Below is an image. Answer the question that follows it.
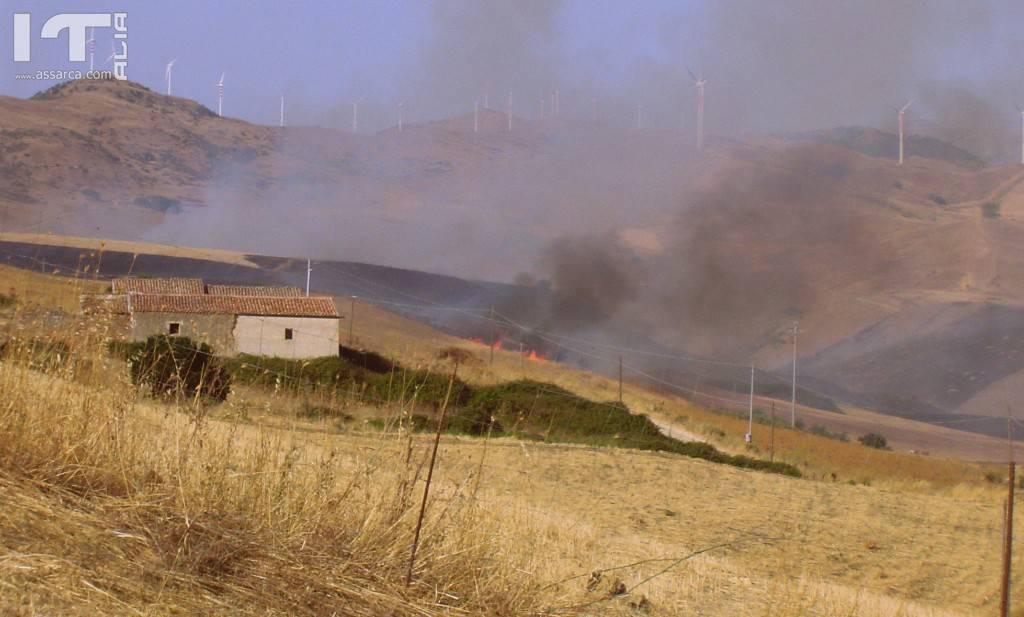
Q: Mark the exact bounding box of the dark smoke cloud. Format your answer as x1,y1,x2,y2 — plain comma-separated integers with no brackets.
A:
539,235,638,330
535,143,897,358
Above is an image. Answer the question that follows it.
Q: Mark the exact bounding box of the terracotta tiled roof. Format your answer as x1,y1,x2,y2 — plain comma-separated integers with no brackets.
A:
80,294,130,315
129,294,339,318
112,277,205,295
206,284,303,297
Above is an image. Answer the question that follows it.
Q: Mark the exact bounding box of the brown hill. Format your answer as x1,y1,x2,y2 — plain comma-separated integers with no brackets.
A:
7,78,1024,425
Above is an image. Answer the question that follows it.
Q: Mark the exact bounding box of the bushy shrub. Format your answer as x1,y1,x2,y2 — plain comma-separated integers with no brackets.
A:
226,354,369,390
858,432,889,450
338,345,394,373
122,335,230,401
809,424,850,442
982,202,1001,218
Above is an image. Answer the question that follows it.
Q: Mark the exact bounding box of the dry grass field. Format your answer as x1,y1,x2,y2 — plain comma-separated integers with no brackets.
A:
1,265,1022,616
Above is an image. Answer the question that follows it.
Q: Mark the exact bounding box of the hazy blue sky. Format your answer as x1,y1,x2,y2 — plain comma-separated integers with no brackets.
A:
3,1,1023,144
1,1,701,127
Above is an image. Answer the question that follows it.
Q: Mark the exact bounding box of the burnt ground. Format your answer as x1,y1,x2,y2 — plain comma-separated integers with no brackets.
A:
4,238,1018,441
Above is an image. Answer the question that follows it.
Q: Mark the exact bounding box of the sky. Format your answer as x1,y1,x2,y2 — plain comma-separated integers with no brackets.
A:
3,0,1024,153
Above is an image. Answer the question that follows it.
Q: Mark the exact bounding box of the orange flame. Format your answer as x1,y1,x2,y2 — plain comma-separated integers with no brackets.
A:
527,350,545,362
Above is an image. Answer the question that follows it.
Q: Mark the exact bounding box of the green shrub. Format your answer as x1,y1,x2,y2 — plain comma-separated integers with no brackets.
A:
809,424,849,442
370,368,471,409
226,354,370,389
338,345,394,373
459,380,800,477
858,432,889,450
123,335,230,401
982,202,1001,218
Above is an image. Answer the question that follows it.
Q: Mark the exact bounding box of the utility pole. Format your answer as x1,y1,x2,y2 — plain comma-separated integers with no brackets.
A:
305,259,311,296
348,296,355,347
489,307,495,365
769,403,776,462
747,365,754,443
1000,405,1015,617
618,355,623,403
791,321,798,427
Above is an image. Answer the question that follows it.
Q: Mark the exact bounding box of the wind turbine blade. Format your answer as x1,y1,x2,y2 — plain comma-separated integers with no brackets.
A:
686,66,698,82
219,72,225,85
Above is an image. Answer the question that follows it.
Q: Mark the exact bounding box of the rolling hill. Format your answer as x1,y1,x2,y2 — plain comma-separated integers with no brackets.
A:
7,78,1024,430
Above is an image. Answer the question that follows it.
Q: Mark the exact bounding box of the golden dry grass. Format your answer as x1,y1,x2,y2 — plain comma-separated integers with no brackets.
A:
1,265,1021,616
0,263,105,314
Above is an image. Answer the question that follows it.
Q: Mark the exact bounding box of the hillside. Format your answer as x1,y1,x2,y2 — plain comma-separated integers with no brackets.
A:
1,260,1020,617
8,79,1024,428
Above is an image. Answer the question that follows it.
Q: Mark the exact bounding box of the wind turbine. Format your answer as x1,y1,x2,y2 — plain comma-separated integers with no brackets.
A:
506,91,512,133
637,102,642,130
687,66,707,150
105,39,116,66
398,101,405,133
1016,105,1024,165
86,28,96,71
216,72,225,117
280,93,285,127
351,98,363,133
474,99,480,133
894,100,913,165
164,59,176,96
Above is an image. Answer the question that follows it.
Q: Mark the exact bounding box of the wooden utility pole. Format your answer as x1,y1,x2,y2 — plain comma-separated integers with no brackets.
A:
1000,407,1015,617
618,355,623,403
769,403,776,463
348,296,355,347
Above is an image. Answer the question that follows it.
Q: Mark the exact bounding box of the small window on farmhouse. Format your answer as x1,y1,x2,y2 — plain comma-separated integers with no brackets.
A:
284,328,294,340
168,322,181,335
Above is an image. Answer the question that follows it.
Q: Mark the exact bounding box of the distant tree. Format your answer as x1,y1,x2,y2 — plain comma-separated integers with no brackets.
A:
858,432,889,450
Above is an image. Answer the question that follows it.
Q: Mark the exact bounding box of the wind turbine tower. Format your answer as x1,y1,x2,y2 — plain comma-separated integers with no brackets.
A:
506,92,512,133
280,94,285,127
351,98,363,133
897,100,913,165
1016,105,1024,165
398,101,405,133
164,59,176,96
217,72,225,117
688,67,707,150
87,28,96,71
